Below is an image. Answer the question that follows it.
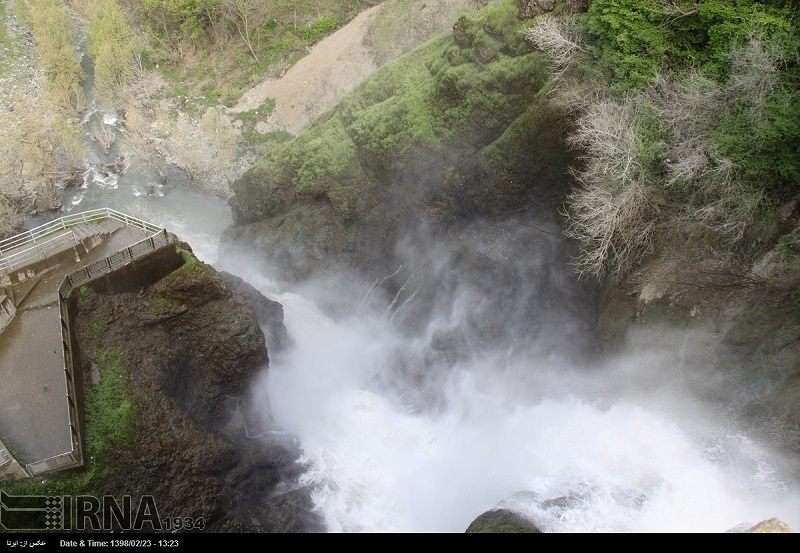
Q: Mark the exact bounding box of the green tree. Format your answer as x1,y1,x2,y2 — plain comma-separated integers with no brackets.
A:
75,0,143,108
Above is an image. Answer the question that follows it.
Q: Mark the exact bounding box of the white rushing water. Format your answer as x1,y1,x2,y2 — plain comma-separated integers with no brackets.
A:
52,107,232,265
50,105,800,533
68,168,800,531
241,288,800,533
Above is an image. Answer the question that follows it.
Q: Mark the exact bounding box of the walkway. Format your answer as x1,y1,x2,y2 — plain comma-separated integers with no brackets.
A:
0,215,153,472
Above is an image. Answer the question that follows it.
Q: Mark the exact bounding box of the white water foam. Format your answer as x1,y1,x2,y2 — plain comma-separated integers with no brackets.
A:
253,291,800,533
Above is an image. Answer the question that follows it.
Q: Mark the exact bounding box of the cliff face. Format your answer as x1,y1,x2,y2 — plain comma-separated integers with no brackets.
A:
219,0,598,367
73,246,322,532
221,0,572,284
218,0,800,474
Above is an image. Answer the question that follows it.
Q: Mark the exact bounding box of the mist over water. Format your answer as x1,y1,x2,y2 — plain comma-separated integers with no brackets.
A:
227,231,800,533
51,99,800,531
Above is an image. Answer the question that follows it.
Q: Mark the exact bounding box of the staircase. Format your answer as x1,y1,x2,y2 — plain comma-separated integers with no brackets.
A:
69,219,124,250
0,218,124,297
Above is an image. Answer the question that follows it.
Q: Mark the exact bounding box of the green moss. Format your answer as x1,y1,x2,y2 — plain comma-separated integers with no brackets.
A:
149,297,171,310
287,117,361,192
88,319,108,342
162,248,213,284
231,0,551,220
250,129,295,146
480,0,526,49
17,299,58,313
237,99,277,122
85,349,139,464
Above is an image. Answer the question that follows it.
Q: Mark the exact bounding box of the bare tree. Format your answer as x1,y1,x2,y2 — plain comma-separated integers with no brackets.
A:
728,35,782,123
0,197,23,239
200,106,240,189
91,120,116,153
120,102,166,181
563,97,661,279
522,14,583,78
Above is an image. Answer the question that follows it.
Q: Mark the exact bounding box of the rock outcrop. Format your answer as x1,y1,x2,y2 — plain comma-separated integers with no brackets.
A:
220,1,595,369
222,0,570,287
466,509,543,533
72,245,322,532
517,0,592,19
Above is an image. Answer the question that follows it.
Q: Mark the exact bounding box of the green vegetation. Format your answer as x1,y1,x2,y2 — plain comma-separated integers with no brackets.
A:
525,0,800,281
1,0,89,218
17,300,58,313
233,98,286,145
165,247,211,280
18,0,87,116
580,0,800,194
87,319,108,342
84,349,139,463
129,0,383,103
235,0,547,221
363,0,474,66
0,2,18,73
74,0,144,109
149,296,172,310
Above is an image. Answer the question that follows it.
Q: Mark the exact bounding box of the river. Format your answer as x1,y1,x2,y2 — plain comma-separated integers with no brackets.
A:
21,27,800,534
44,121,800,533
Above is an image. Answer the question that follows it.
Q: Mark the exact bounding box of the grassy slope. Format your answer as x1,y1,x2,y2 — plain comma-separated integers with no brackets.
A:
230,0,565,224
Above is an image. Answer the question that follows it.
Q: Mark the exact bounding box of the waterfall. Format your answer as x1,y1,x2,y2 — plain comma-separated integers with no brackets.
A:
13,6,799,532
223,255,800,533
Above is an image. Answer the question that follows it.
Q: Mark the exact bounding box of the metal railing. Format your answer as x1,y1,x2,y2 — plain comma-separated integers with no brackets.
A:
0,232,79,273
0,208,174,479
0,439,28,480
60,229,172,294
0,208,164,274
37,223,176,478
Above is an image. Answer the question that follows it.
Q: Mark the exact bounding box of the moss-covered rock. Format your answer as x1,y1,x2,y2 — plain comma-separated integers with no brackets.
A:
224,0,565,283
466,509,543,533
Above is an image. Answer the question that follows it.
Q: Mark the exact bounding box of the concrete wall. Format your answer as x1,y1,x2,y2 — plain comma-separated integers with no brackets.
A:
0,439,29,480
0,294,16,334
82,243,184,295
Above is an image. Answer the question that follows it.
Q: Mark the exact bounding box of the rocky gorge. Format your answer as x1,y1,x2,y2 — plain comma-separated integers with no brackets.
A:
1,0,798,532
217,0,800,530
222,0,800,469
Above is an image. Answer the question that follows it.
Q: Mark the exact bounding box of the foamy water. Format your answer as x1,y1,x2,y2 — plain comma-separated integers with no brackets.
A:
253,290,800,533
53,102,800,532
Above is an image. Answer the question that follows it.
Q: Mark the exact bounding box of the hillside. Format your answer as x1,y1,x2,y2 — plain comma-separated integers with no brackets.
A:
221,0,800,471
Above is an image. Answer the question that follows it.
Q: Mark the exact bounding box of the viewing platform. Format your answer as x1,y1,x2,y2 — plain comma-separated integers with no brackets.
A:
0,209,173,480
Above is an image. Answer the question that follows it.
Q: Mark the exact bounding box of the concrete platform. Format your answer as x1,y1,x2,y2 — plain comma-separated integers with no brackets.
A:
0,225,152,468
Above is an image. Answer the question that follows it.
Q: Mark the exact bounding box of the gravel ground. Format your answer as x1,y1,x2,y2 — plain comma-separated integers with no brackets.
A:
0,0,42,110
229,4,383,136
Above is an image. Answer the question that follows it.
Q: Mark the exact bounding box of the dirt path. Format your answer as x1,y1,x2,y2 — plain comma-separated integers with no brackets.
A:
229,4,383,136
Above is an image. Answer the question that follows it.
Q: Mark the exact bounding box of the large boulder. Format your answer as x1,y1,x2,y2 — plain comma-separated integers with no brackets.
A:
466,509,543,533
73,247,323,532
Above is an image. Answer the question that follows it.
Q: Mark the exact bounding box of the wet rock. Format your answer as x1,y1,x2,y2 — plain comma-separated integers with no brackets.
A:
466,509,543,533
74,248,321,532
220,271,292,353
